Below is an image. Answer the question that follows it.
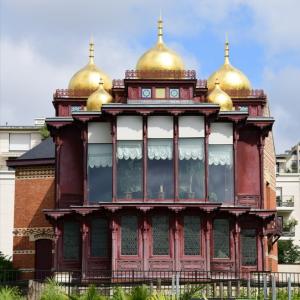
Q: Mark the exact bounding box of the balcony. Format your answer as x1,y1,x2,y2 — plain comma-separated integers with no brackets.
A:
276,195,294,212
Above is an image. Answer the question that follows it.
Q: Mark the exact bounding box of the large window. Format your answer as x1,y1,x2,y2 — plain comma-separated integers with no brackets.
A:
117,141,143,199
88,144,112,202
208,123,234,203
152,215,169,255
241,229,257,266
179,138,205,199
9,133,30,151
121,216,138,255
184,216,201,255
91,218,108,257
213,219,230,259
63,221,80,260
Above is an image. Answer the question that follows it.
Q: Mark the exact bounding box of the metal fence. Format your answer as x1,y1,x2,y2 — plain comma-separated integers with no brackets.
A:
1,270,300,299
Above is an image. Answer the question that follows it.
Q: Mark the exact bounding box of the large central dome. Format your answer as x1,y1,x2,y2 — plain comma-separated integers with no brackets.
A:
136,17,185,74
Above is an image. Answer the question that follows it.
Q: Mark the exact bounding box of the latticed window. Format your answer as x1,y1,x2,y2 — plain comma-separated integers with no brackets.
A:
241,229,257,266
213,219,230,259
152,215,169,255
91,218,108,257
184,216,201,255
121,216,138,255
63,221,80,260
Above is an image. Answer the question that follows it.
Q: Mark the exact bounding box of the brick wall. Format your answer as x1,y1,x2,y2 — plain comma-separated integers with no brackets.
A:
13,165,55,270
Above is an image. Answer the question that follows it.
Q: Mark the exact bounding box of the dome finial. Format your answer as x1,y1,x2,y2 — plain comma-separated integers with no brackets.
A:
89,36,95,64
157,13,164,44
224,33,230,65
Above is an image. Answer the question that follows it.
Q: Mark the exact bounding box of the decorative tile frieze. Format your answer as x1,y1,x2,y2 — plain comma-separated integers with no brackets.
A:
13,250,35,255
16,166,54,179
13,227,54,241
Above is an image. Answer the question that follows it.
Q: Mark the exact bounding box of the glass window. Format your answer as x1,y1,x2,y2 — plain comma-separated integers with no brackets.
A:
117,141,143,199
213,219,230,259
121,216,138,255
91,218,108,257
147,139,173,199
208,145,234,203
179,138,205,199
155,88,166,99
63,221,80,260
9,133,31,151
142,88,151,99
241,229,257,266
169,88,180,99
184,216,201,255
152,215,169,255
88,144,112,203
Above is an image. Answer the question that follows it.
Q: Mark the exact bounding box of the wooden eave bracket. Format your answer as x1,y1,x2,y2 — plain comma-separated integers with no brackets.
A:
44,209,72,221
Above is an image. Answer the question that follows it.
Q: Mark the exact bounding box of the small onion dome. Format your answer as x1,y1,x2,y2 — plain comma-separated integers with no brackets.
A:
207,78,233,111
207,37,251,96
68,39,112,92
86,79,112,111
136,16,185,76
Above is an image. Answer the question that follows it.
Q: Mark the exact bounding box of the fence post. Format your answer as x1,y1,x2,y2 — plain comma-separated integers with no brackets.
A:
288,276,292,300
263,275,268,300
220,282,224,299
228,281,232,298
247,277,251,299
236,280,240,297
176,272,180,299
272,275,276,300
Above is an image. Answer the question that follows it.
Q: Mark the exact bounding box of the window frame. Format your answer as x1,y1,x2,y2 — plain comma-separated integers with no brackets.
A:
240,227,258,267
62,220,81,261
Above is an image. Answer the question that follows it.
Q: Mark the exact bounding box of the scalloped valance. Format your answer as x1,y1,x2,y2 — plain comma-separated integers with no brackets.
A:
117,141,142,160
209,145,233,166
88,144,112,168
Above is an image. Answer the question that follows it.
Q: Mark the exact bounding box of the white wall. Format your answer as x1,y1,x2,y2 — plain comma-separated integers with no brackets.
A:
0,171,15,258
278,264,300,272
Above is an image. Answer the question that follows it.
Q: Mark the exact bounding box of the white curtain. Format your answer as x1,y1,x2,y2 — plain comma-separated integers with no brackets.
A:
148,139,173,160
209,145,233,166
88,144,112,168
117,141,142,160
179,139,204,160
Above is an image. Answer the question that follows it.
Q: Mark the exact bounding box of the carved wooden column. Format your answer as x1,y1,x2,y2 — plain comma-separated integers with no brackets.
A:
53,223,61,271
81,219,89,278
204,120,211,202
205,215,212,272
233,124,239,206
234,217,241,274
111,118,117,202
174,115,179,202
260,226,267,271
81,125,88,205
174,213,180,271
110,216,118,272
258,137,265,209
54,135,63,208
143,115,148,201
142,212,149,271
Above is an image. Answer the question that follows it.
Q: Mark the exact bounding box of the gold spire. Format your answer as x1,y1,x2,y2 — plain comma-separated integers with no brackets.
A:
207,35,251,96
135,16,185,76
68,39,112,92
207,78,233,111
86,79,113,111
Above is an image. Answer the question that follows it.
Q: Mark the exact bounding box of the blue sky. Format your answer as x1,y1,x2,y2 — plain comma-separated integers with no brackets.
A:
0,0,299,153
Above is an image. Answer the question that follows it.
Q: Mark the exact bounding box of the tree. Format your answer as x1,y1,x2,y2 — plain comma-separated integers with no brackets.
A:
39,124,50,139
0,251,19,281
278,239,300,263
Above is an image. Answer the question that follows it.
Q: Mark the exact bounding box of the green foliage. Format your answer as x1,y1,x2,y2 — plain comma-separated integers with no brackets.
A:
40,278,68,300
70,285,106,300
0,252,19,281
39,125,50,139
129,285,151,300
0,286,24,300
149,292,170,300
278,239,300,263
111,286,128,300
179,284,205,300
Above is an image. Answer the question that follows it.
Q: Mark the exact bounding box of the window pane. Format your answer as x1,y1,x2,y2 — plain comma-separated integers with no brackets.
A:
184,216,201,255
241,229,257,266
152,215,169,255
117,141,143,199
63,221,80,260
179,138,205,199
208,145,233,203
148,139,173,199
121,216,138,255
88,144,112,203
213,219,230,258
91,218,108,257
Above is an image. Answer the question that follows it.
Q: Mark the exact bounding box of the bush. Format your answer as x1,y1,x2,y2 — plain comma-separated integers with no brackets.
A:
40,278,68,300
0,252,19,282
0,286,24,300
278,239,300,263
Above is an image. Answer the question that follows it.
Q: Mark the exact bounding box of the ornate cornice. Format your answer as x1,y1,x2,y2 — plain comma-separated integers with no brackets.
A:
13,227,54,241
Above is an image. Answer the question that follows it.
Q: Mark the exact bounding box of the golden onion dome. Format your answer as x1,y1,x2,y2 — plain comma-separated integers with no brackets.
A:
86,79,113,111
136,17,185,75
68,39,112,92
207,37,251,96
207,78,233,111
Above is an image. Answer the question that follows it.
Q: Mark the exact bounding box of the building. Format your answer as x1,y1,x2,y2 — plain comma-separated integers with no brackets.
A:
276,143,300,248
9,18,281,274
0,119,44,257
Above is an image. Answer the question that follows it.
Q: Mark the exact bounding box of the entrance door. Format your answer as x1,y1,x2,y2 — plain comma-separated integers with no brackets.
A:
35,239,52,279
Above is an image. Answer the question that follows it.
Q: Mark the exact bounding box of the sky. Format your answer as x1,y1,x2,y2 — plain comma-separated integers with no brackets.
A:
0,0,299,153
